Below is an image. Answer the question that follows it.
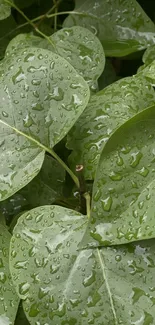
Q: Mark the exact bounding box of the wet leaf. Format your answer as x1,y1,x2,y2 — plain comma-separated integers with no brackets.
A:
63,0,155,57
0,47,89,200
0,0,11,20
6,26,105,88
67,75,155,179
0,225,19,324
20,155,65,208
52,26,105,88
9,205,87,324
82,106,155,247
9,210,155,324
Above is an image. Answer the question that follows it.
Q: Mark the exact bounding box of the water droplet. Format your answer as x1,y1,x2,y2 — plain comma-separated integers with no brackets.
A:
19,281,30,296
138,167,149,177
109,171,123,181
130,151,143,168
83,271,96,287
101,196,112,212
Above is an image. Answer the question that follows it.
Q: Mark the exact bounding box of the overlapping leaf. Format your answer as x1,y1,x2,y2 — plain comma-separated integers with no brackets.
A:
9,206,155,324
0,225,19,324
82,106,155,247
63,0,155,57
67,75,155,179
20,155,65,208
0,47,89,200
6,26,105,88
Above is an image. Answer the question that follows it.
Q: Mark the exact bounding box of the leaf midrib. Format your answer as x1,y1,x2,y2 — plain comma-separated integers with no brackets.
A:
97,248,118,325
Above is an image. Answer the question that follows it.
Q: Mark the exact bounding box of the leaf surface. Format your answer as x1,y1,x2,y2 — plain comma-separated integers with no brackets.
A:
0,225,19,324
82,106,155,247
0,47,89,200
63,0,155,57
9,209,155,324
67,76,155,179
6,26,105,88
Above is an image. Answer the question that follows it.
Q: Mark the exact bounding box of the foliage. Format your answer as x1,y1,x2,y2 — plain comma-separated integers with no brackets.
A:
0,0,155,324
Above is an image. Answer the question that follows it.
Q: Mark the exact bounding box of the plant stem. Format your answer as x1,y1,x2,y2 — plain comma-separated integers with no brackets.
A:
49,148,80,189
4,0,56,49
76,165,86,214
36,0,62,27
83,192,91,219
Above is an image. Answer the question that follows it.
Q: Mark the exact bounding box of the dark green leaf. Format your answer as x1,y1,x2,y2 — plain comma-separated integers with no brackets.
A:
20,155,65,208
0,225,19,324
82,106,155,247
67,75,155,179
63,0,155,57
0,47,89,200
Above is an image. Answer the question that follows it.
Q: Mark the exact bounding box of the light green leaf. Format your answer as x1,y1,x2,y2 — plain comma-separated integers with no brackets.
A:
63,0,155,57
0,0,12,20
52,26,105,88
137,45,155,73
5,33,54,56
20,155,65,208
138,58,155,86
0,225,19,324
6,26,105,88
0,47,89,200
9,210,155,323
82,106,155,247
10,205,87,324
67,75,155,180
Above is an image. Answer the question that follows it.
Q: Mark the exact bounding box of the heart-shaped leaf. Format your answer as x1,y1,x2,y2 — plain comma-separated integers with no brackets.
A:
63,0,155,57
0,225,19,324
0,0,11,20
0,47,89,200
81,106,155,247
67,75,155,179
9,207,155,324
6,26,105,88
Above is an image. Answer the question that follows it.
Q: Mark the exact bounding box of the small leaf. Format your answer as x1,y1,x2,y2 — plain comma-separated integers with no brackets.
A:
20,155,65,208
0,0,12,20
0,225,19,324
67,75,155,179
63,0,155,57
0,47,89,200
82,106,155,247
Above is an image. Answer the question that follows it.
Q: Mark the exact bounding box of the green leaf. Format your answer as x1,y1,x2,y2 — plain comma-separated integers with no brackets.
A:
9,210,155,323
14,302,30,325
0,15,17,59
0,47,89,200
137,45,155,73
98,59,117,91
6,26,105,88
5,33,54,56
82,106,155,247
9,205,87,324
0,225,19,324
20,155,65,208
52,26,105,88
63,0,155,57
0,0,12,20
67,75,155,180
